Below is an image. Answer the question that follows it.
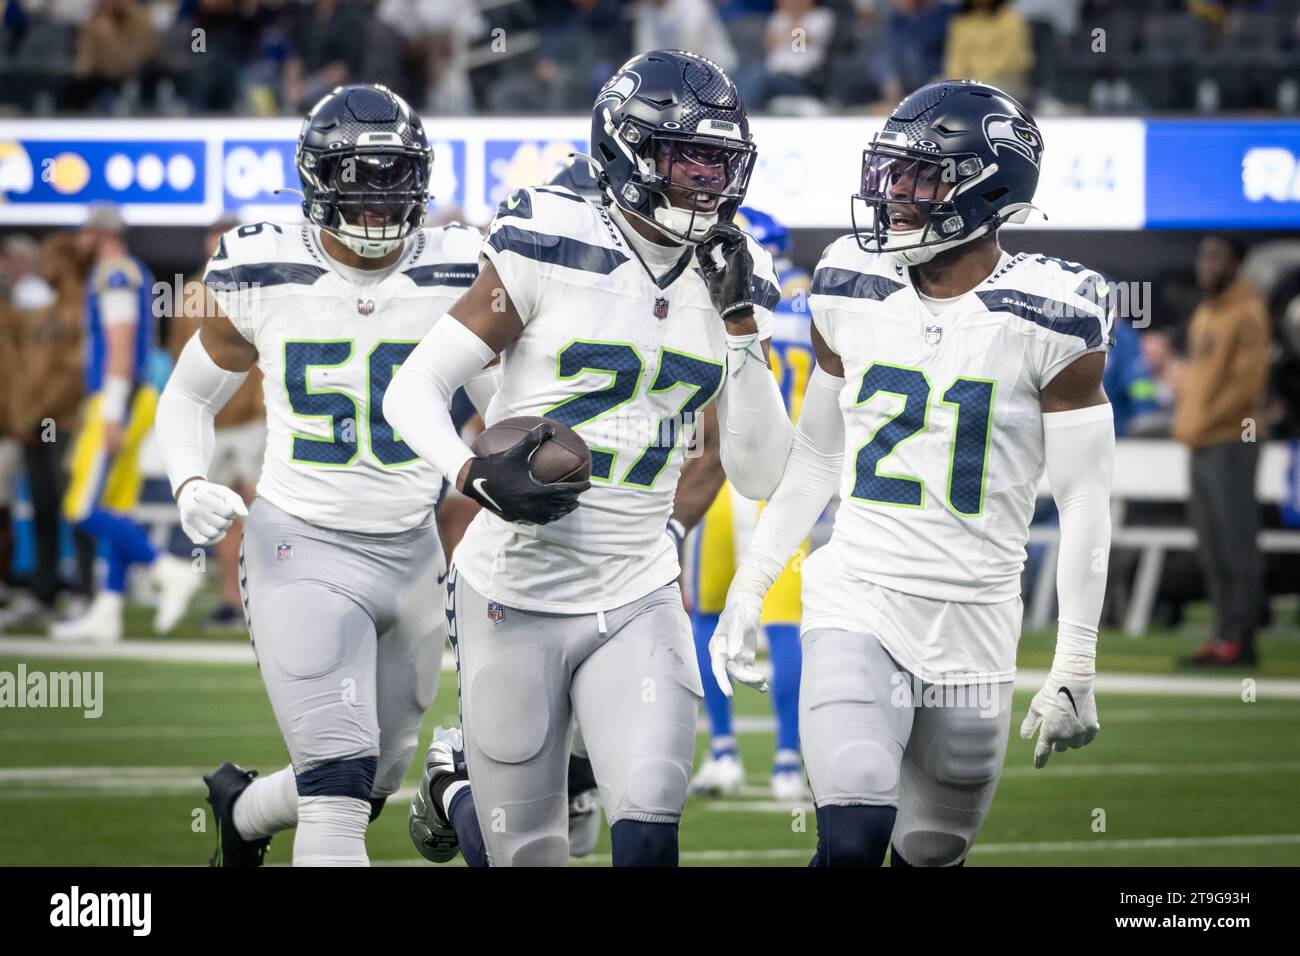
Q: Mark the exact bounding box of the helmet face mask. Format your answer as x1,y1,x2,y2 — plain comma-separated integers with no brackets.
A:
639,134,756,243
851,81,1042,267
591,50,756,246
296,85,433,259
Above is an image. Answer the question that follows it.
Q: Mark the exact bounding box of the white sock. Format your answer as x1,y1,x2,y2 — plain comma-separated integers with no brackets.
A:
232,766,298,840
293,795,370,867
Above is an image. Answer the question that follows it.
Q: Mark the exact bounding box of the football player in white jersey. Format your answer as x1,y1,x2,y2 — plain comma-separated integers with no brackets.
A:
154,85,484,866
385,50,794,866
711,81,1116,866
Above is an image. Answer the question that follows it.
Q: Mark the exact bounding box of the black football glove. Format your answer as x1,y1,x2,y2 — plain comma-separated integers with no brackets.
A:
462,423,590,525
695,222,755,322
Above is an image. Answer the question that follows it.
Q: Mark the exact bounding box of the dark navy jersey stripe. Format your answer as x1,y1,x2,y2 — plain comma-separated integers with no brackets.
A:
534,186,589,204
812,267,905,302
205,262,327,291
976,289,1104,347
488,224,628,274
403,263,479,287
751,275,781,311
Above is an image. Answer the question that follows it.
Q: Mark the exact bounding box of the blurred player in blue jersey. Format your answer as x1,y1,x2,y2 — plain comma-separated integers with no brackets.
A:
51,203,201,642
689,206,814,800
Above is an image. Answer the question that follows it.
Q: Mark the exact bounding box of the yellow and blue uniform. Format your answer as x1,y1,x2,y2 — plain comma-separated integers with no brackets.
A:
690,219,815,769
63,254,161,592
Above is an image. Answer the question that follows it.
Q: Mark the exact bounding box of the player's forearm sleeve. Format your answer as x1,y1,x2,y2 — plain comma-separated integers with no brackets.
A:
737,365,845,586
1044,403,1115,668
715,333,796,500
155,333,249,495
384,315,497,484
462,364,501,419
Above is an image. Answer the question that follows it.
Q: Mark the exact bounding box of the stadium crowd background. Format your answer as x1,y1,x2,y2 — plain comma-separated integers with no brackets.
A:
1,0,1299,117
0,0,1298,655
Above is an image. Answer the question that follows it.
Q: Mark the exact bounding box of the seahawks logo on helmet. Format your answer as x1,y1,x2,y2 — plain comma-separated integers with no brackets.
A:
597,71,641,109
982,114,1042,168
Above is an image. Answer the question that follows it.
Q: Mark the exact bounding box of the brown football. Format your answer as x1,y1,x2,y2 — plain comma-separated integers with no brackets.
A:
471,416,592,483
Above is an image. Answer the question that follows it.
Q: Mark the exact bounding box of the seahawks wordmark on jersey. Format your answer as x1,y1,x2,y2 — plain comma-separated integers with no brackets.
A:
805,239,1114,680
204,221,482,532
454,185,782,613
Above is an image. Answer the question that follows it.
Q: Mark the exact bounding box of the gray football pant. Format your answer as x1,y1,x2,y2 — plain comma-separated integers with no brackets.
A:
446,566,702,866
800,628,1014,866
240,498,446,797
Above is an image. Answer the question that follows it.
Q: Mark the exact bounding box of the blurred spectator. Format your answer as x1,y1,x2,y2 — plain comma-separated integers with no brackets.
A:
633,0,737,73
875,0,953,107
1103,319,1157,436
1,234,55,310
1014,0,1083,106
943,0,1033,102
1173,236,1270,667
179,0,267,114
758,0,835,109
376,0,485,115
282,0,370,113
64,0,159,112
1127,328,1184,436
0,232,94,630
51,203,201,643
484,1,630,113
166,216,265,629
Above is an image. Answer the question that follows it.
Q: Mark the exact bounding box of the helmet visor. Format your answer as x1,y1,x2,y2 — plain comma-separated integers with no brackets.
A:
317,150,429,232
858,147,949,232
654,137,755,214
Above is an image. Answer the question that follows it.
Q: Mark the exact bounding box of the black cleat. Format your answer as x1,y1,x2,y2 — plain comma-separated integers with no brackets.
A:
204,761,271,867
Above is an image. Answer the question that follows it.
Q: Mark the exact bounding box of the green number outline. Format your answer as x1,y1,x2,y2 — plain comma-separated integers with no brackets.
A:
284,338,358,468
849,362,931,510
939,375,997,517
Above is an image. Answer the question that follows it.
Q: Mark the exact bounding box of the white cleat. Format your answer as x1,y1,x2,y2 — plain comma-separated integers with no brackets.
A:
771,768,810,802
690,752,745,796
568,788,602,858
49,591,123,644
151,554,203,634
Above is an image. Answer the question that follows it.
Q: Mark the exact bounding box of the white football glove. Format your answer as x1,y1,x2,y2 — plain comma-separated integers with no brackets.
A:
708,565,771,697
177,479,248,546
1019,653,1100,768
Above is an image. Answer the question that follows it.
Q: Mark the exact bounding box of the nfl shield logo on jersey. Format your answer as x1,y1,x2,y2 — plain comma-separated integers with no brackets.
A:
654,296,669,319
357,296,375,316
275,542,293,561
487,601,505,625
924,324,943,347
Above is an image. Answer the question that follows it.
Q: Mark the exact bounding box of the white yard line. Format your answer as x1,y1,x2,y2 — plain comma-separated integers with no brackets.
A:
3,637,1296,698
370,833,1300,866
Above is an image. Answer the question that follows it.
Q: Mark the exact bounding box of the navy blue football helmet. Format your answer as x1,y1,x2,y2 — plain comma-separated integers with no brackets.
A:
589,50,757,244
295,84,432,258
853,80,1043,265
547,155,603,202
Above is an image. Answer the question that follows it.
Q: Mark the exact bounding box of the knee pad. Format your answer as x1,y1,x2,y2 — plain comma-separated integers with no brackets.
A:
618,756,690,822
504,834,569,867
610,820,677,867
296,755,377,802
891,829,970,867
811,805,896,867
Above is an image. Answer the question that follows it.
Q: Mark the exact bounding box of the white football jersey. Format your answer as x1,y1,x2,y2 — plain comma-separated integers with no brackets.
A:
204,221,481,532
454,186,780,613
809,237,1112,606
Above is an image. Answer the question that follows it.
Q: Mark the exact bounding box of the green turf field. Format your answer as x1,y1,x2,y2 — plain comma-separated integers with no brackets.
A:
2,608,1298,866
